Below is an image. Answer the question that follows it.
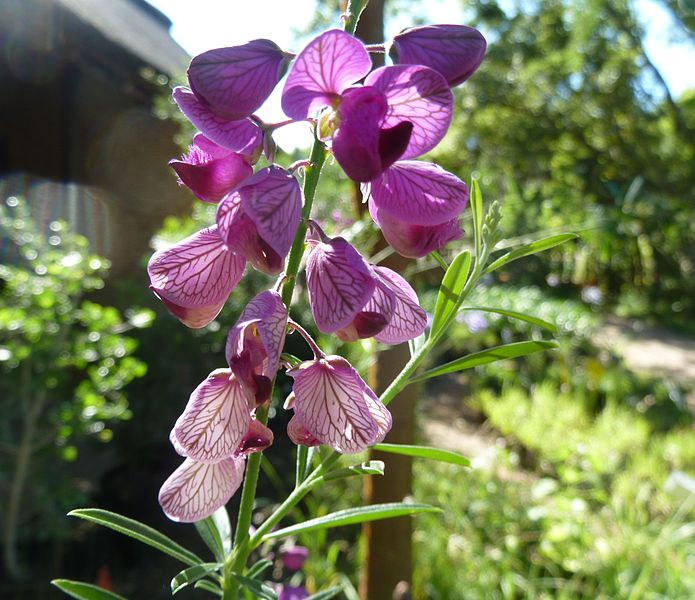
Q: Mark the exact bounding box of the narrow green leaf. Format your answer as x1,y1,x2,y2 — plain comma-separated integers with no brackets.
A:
230,573,277,600
411,340,559,383
262,503,441,542
246,558,273,580
373,443,470,467
68,508,202,567
431,250,472,337
322,460,385,481
459,306,558,334
195,507,231,562
484,233,578,274
194,579,222,596
171,563,221,595
306,585,344,600
470,179,483,259
51,580,127,600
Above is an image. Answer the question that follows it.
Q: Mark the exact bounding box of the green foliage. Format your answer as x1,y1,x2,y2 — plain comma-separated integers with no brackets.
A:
0,197,150,575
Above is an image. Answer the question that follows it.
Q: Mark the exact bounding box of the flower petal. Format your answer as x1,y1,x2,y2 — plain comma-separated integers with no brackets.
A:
369,161,469,225
306,237,375,332
390,25,487,87
188,40,289,120
174,369,252,463
365,65,453,160
336,278,395,342
159,455,245,522
288,357,378,454
362,384,392,443
371,266,427,344
281,29,372,119
154,296,228,329
173,86,262,154
225,290,288,380
287,413,321,447
148,226,245,326
236,418,274,455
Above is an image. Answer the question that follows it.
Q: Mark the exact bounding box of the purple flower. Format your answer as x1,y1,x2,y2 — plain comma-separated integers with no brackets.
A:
147,226,245,328
169,133,253,203
281,545,309,571
216,166,302,275
287,355,391,454
225,290,288,404
305,234,427,343
281,29,453,182
278,585,309,600
390,24,486,87
188,39,290,121
160,413,273,523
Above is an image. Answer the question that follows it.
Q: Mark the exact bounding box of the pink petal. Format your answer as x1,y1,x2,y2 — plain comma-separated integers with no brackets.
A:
154,295,228,329
225,291,288,380
148,226,245,326
174,369,252,463
371,266,427,344
287,414,321,447
390,25,487,87
306,237,375,332
336,279,395,342
159,455,245,522
235,166,302,259
365,65,453,160
369,161,469,225
188,40,289,120
173,86,262,155
362,384,392,443
236,418,274,455
288,357,379,454
281,29,372,119
370,201,463,258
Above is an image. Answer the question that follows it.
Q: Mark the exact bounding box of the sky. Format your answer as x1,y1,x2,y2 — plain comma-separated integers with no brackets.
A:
146,0,695,147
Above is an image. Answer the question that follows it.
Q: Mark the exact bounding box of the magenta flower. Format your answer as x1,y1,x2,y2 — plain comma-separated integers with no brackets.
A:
278,585,309,600
390,24,487,87
147,226,245,328
160,414,273,523
281,29,453,182
281,545,309,571
169,133,253,203
286,355,391,454
225,290,288,404
364,160,469,257
216,166,302,275
188,39,290,121
305,234,426,343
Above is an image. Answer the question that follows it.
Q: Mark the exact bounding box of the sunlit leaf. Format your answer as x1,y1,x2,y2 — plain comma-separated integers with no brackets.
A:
373,443,470,467
230,573,277,600
194,579,222,596
459,306,558,334
246,558,273,580
171,563,221,595
430,249,472,338
51,580,127,600
195,507,232,562
470,179,483,259
484,233,578,274
322,460,386,481
306,585,345,600
69,508,202,566
410,340,559,383
262,503,441,541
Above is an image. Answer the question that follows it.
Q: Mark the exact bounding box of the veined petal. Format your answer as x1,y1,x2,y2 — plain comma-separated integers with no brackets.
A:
288,357,378,454
366,65,453,160
306,237,375,332
188,40,289,120
216,197,283,275
154,296,227,329
159,455,245,522
174,369,252,463
235,166,302,259
369,161,469,225
236,418,274,455
173,87,262,154
281,29,371,119
362,383,392,443
336,279,395,342
390,25,487,87
225,290,288,379
287,414,321,447
148,226,245,325
370,201,463,258
371,266,427,344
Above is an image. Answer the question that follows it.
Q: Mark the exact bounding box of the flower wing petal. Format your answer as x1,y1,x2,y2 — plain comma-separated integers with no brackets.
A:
366,65,453,160
289,359,378,454
370,161,469,225
281,29,371,119
173,87,262,154
174,369,252,463
371,266,427,344
306,238,375,332
188,40,288,120
159,456,245,522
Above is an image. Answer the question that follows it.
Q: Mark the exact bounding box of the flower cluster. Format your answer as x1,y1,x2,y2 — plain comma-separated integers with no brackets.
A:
149,23,485,521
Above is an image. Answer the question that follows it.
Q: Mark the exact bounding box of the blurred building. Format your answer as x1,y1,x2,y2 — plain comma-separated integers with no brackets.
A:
0,0,192,274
